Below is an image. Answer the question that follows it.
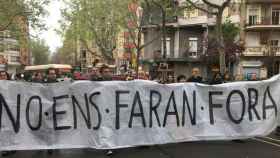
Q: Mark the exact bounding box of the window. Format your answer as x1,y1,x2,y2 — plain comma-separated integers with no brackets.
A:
189,37,198,57
10,56,20,62
248,8,259,25
272,9,280,25
81,50,86,58
183,9,199,19
271,40,279,47
8,44,20,52
161,37,171,57
260,32,269,45
5,31,11,38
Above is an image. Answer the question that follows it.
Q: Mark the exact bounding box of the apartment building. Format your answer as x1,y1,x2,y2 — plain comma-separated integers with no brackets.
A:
239,0,280,79
142,0,241,80
0,30,22,73
115,31,135,74
78,40,101,72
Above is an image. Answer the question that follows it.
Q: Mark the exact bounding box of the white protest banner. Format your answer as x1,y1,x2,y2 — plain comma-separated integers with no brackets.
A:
0,75,279,150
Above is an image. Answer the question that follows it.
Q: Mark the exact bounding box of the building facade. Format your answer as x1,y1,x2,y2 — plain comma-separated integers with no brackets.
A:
0,30,22,73
115,1,144,75
78,40,101,72
238,0,280,80
115,31,135,74
142,0,241,81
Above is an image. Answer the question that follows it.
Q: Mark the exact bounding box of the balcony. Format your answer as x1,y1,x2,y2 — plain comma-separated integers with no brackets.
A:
243,46,280,56
153,51,203,62
177,16,216,26
246,18,280,31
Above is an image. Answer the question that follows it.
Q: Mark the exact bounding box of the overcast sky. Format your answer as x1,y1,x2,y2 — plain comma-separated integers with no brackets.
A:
37,0,64,53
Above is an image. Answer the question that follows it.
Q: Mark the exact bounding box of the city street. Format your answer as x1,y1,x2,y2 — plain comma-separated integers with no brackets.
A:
2,133,279,158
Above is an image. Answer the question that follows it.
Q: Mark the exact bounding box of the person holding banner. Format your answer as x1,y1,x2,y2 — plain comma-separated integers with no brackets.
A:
89,67,102,81
45,68,58,83
45,68,58,155
187,68,203,83
223,72,232,83
210,73,223,85
0,71,9,80
0,71,16,157
32,72,44,83
177,75,187,83
100,65,113,81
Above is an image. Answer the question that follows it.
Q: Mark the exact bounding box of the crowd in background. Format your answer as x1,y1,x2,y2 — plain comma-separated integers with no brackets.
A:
0,65,262,85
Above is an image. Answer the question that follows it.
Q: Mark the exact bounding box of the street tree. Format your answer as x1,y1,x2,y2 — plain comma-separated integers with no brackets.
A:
144,0,180,59
52,25,79,65
185,0,232,75
124,0,161,78
0,0,49,32
124,0,182,77
207,19,244,75
30,39,50,65
0,0,49,66
61,0,130,63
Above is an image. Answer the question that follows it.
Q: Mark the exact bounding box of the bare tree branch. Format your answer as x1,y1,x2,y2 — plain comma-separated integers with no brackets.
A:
79,38,103,58
202,0,220,8
185,0,217,15
222,0,232,9
151,0,164,11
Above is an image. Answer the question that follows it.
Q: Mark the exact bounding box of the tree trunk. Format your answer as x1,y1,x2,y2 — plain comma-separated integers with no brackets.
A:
162,9,167,59
136,30,142,79
74,22,78,66
103,50,114,64
216,12,226,75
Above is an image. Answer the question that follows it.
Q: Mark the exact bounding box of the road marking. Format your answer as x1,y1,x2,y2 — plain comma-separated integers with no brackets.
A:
262,136,280,143
252,138,280,148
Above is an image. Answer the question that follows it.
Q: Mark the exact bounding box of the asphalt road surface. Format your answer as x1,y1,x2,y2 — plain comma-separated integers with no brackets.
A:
1,133,279,158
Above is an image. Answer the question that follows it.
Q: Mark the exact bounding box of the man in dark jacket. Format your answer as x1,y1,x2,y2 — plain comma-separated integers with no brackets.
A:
100,65,112,81
89,67,102,81
210,73,223,85
45,68,57,155
187,68,203,83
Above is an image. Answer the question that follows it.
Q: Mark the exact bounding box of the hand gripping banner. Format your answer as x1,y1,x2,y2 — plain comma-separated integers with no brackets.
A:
0,75,279,150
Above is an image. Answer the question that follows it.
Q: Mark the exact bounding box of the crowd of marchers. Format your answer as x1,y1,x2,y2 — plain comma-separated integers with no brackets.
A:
0,64,278,156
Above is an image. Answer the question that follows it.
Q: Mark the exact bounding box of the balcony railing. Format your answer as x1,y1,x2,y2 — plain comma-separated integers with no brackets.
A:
271,46,280,56
153,50,203,61
246,17,280,27
247,18,270,26
244,46,280,56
